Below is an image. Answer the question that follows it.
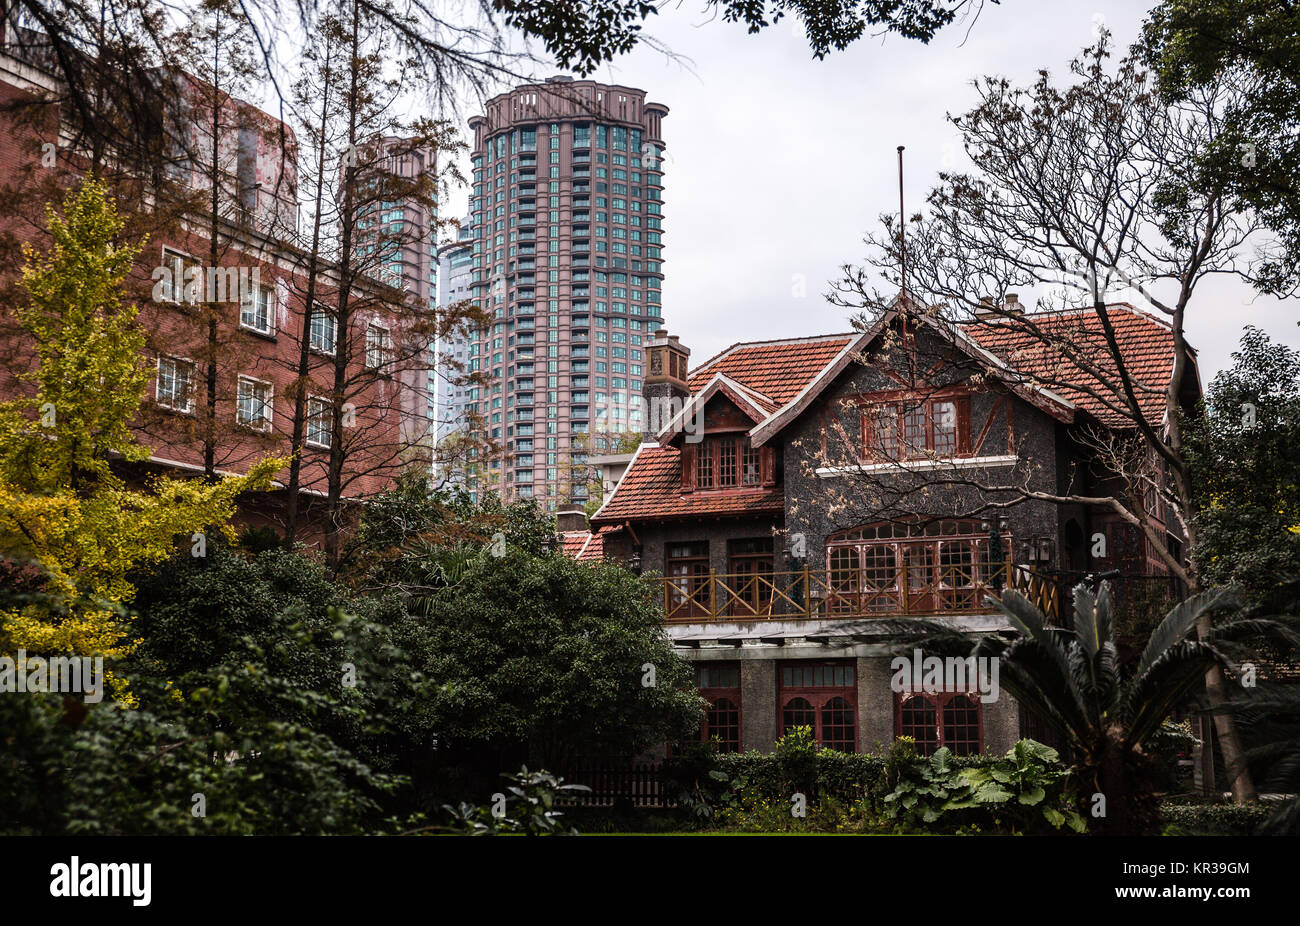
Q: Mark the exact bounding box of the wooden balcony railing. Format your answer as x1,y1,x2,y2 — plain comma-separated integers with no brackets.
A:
659,562,1060,623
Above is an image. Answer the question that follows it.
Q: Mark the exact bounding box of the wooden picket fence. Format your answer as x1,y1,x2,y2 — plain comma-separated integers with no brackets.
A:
559,761,673,808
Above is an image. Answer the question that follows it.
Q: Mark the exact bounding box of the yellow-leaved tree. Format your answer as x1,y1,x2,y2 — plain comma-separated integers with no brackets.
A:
0,179,283,699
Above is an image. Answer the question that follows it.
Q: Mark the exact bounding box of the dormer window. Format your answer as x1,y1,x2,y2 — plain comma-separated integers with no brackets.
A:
682,435,771,491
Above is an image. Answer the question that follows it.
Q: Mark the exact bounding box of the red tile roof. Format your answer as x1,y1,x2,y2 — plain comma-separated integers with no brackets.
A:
560,530,591,558
577,531,604,562
560,529,608,562
688,334,857,406
592,441,785,523
964,305,1187,427
592,336,853,525
594,306,1190,526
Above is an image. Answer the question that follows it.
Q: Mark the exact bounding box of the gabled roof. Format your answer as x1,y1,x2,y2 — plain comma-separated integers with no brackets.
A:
591,335,856,525
688,333,858,404
591,303,1191,526
654,372,773,442
963,304,1191,428
748,308,1076,446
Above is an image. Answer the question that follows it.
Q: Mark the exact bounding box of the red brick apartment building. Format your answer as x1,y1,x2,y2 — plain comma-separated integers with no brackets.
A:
0,23,426,542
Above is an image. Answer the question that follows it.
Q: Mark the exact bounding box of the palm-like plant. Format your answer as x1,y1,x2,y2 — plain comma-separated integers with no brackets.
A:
881,581,1281,835
1229,686,1300,834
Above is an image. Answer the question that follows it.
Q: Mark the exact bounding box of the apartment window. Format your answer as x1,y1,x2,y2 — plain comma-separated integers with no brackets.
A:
306,396,331,448
240,284,274,334
697,663,741,753
160,247,201,303
310,309,337,353
156,356,194,412
862,396,968,461
779,662,856,752
365,323,392,370
236,376,273,431
896,692,983,756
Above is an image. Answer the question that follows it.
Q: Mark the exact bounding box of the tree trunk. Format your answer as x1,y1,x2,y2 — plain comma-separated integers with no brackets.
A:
1196,612,1255,802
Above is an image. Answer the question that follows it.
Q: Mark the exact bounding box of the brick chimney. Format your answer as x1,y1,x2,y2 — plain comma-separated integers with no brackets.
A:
974,293,1024,321
555,503,587,533
643,328,691,441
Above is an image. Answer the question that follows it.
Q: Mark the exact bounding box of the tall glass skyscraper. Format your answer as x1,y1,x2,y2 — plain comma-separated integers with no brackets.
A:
466,76,667,508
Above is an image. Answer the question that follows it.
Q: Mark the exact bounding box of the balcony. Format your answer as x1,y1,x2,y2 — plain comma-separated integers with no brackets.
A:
656,563,1059,623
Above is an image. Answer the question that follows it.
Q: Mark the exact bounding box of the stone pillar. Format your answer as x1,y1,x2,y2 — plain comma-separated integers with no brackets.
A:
857,656,895,754
982,692,1021,755
741,658,776,753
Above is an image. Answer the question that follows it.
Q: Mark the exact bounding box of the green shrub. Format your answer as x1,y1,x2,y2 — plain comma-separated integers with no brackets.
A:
664,737,1081,834
1160,800,1274,835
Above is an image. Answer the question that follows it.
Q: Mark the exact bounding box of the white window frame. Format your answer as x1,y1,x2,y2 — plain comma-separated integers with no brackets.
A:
236,375,274,432
310,306,337,354
306,395,332,449
160,246,200,304
365,322,392,370
155,355,195,413
240,281,275,335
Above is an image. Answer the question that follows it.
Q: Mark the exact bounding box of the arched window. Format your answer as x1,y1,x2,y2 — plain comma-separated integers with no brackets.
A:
697,663,741,752
895,692,984,756
779,662,856,752
820,697,856,752
782,696,816,736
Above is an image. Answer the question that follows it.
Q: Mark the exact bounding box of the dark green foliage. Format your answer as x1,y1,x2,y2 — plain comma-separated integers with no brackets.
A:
1160,799,1274,836
660,734,1080,834
1229,685,1300,834
0,652,408,835
132,541,350,692
238,524,284,554
1183,327,1300,612
407,550,704,788
440,767,591,835
2,541,422,834
1144,1,1300,295
493,0,992,75
343,472,557,593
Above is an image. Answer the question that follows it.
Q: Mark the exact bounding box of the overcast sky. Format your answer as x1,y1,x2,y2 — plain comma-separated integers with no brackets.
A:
439,0,1298,383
